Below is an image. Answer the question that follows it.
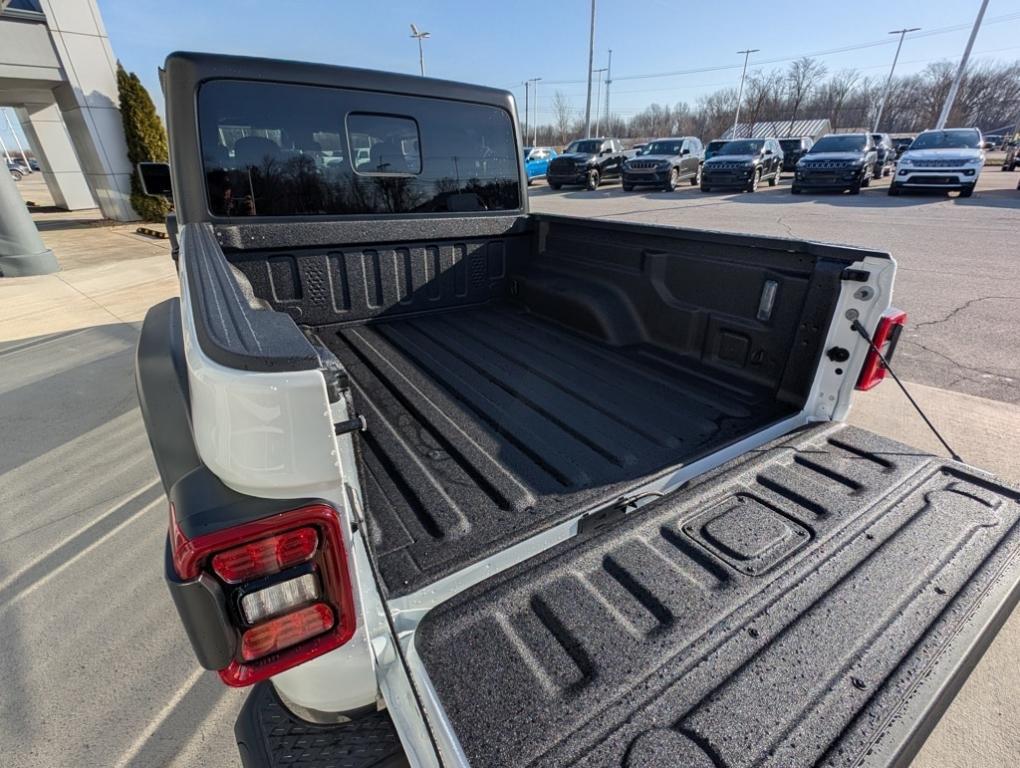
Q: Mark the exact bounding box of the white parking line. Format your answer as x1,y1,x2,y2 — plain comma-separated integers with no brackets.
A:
110,666,206,768
0,496,163,610
0,479,161,593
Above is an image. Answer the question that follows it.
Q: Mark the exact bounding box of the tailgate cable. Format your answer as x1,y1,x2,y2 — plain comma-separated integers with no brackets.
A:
850,319,963,463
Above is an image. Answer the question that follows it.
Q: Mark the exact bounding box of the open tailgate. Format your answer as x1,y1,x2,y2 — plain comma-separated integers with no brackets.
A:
413,423,1020,768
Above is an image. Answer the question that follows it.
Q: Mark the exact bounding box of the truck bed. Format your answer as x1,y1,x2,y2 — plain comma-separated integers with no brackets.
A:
415,424,1020,768
326,304,795,596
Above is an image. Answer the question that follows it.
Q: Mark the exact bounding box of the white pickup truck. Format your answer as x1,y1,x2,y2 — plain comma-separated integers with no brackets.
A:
136,52,1020,768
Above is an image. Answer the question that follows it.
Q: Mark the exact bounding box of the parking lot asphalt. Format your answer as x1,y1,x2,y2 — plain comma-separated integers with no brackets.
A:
2,168,1018,767
529,165,1020,404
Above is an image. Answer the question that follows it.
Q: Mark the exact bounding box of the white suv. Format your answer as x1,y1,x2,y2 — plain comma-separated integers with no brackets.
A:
889,128,985,197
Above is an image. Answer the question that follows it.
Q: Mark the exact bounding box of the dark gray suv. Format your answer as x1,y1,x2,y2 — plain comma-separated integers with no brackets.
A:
621,137,703,191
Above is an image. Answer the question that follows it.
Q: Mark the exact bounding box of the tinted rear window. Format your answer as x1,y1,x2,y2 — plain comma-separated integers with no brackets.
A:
198,80,521,217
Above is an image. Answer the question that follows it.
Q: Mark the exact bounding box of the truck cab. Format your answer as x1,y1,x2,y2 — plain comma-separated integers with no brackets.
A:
136,52,1020,768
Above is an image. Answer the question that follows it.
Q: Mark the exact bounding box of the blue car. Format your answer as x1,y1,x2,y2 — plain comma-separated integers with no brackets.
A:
523,146,557,186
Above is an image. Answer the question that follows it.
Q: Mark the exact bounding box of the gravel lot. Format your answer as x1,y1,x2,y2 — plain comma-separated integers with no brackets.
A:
1,164,1018,767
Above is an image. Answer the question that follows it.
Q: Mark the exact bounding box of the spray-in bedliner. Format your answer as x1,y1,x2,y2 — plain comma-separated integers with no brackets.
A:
414,423,1020,768
326,304,794,597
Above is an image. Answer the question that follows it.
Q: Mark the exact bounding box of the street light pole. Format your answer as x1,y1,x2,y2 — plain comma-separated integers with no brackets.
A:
523,81,530,144
873,28,920,132
526,77,542,145
410,24,431,76
592,68,608,137
733,48,759,139
936,0,989,129
583,0,596,137
604,49,613,132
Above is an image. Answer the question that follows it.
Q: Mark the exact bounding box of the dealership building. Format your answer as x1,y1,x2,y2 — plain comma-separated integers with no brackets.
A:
0,0,134,220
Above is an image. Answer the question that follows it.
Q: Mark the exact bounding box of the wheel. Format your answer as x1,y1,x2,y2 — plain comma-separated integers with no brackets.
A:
767,167,779,187
888,183,901,196
10,169,23,182
690,164,702,185
699,182,711,192
958,184,974,198
746,168,761,192
883,164,892,177
860,171,871,188
664,167,679,191
549,182,562,190
791,184,801,195
622,183,634,192
585,169,600,191
849,180,862,194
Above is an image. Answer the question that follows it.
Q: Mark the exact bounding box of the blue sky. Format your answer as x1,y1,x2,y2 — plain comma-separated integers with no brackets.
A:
98,0,1020,123
2,0,1019,151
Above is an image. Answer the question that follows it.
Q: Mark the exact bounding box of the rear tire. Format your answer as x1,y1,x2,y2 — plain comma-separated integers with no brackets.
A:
10,169,22,182
690,164,701,185
767,167,779,187
585,169,600,191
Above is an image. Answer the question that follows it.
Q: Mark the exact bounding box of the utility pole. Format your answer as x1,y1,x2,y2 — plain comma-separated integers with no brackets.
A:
410,24,430,76
2,109,31,169
936,0,989,129
583,0,596,137
526,77,542,145
592,68,608,137
733,48,759,139
873,28,920,132
604,49,613,132
523,81,530,144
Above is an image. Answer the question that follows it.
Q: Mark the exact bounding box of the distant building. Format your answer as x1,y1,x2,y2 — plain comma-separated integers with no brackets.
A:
0,0,134,219
722,118,832,141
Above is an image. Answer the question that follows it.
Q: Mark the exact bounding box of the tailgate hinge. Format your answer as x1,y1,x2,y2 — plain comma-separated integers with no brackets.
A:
334,414,367,436
841,267,870,282
577,491,666,538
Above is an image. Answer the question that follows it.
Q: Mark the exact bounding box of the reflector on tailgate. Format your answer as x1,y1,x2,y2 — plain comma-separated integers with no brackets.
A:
414,424,1020,768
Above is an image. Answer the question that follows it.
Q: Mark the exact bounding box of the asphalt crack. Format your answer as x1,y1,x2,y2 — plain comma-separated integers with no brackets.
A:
911,295,1020,332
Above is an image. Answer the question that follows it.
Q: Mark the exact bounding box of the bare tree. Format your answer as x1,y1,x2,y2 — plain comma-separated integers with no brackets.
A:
815,69,859,129
785,57,827,135
551,91,573,144
742,71,783,137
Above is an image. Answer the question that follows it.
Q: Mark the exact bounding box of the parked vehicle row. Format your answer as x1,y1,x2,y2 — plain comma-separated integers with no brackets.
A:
532,127,995,198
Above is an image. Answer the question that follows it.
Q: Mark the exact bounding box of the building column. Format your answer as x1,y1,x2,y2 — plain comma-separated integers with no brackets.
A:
15,99,96,211
39,0,136,221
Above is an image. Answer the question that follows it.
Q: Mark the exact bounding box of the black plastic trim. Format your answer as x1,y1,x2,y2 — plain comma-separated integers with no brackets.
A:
235,682,408,768
164,538,236,669
182,223,320,372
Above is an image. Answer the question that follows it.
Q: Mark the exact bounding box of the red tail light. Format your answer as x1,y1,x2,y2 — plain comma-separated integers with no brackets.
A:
169,504,355,687
855,308,906,391
211,527,318,583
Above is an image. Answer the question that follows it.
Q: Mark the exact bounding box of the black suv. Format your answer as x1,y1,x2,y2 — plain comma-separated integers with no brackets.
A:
546,138,626,190
792,133,877,194
779,137,813,172
700,138,783,192
621,137,703,191
871,133,896,177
